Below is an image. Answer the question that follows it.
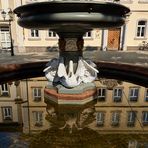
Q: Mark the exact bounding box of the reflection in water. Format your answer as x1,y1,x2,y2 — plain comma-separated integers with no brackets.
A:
0,77,148,147
45,100,96,133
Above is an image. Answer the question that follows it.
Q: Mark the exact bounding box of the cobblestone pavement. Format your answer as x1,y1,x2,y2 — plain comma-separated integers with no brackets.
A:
0,51,148,68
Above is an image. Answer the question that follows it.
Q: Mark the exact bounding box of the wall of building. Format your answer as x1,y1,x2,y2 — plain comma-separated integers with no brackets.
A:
0,82,19,124
20,78,49,133
19,77,148,133
94,80,148,132
0,0,147,53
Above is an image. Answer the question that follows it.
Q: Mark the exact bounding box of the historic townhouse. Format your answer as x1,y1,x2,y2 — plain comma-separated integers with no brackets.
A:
0,0,148,53
20,77,49,133
0,82,23,130
18,77,148,134
94,80,148,133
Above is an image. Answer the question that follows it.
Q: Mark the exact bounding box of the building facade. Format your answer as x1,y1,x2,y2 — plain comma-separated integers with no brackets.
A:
20,77,49,133
0,0,148,53
17,77,148,134
94,79,148,133
0,81,23,130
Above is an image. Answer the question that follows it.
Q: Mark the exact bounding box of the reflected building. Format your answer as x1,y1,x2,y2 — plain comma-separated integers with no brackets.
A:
0,77,147,133
94,79,148,133
17,77,148,133
20,77,49,133
0,81,23,130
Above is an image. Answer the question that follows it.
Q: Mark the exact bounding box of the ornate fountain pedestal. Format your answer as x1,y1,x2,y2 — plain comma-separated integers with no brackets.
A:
44,82,97,104
14,1,130,147
14,1,130,90
30,98,98,147
14,1,130,136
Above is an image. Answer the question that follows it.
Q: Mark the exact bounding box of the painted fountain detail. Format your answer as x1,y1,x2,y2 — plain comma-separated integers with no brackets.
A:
14,0,130,135
43,36,98,88
43,53,98,88
46,100,96,134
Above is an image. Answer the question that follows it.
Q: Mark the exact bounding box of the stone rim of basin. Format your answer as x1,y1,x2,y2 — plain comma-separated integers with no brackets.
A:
14,1,130,33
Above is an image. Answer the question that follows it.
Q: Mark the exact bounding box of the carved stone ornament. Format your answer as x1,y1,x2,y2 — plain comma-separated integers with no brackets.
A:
46,104,96,134
99,78,122,90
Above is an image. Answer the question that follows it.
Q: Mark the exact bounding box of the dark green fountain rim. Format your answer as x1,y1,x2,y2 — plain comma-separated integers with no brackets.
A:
14,1,130,16
14,1,130,37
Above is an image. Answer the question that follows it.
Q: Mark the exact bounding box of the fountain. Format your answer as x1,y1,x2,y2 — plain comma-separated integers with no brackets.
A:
14,0,130,105
14,0,130,118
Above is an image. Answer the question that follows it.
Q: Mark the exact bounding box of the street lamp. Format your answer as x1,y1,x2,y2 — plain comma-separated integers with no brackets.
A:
1,9,14,56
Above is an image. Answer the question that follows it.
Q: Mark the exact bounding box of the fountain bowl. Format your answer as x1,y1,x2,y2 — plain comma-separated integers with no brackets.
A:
14,1,130,37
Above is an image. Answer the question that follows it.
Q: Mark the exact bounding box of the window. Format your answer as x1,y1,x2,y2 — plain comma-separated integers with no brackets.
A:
111,112,120,126
120,0,133,3
96,112,105,126
0,84,9,97
145,89,148,102
113,88,122,102
33,88,41,102
30,29,39,37
83,31,92,38
26,0,38,4
142,111,148,126
129,88,139,102
48,30,57,38
2,107,12,121
136,20,147,38
127,111,136,127
97,88,106,101
138,0,148,3
0,27,11,50
33,111,43,126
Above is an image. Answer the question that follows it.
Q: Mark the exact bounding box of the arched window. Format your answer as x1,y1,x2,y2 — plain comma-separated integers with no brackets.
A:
136,20,147,38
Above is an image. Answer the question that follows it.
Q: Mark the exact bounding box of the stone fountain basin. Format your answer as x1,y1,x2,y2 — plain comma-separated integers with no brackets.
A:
14,1,130,36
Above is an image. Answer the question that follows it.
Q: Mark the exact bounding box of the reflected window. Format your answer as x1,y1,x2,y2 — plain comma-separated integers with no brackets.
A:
26,0,38,3
33,88,42,102
129,88,139,102
138,0,148,2
30,29,39,37
142,111,148,126
113,88,122,102
83,31,92,38
0,27,11,50
111,112,120,126
48,30,57,37
136,20,147,38
0,83,9,97
33,111,43,127
96,112,105,126
127,111,136,127
145,89,148,102
2,107,12,121
97,88,106,101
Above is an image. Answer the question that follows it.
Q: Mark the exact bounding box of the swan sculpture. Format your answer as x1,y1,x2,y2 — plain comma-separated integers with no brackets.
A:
14,1,130,89
44,57,99,88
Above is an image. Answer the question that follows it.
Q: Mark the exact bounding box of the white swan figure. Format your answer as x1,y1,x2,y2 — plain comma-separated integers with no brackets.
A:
58,60,81,88
75,57,99,83
44,57,99,88
43,58,59,82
